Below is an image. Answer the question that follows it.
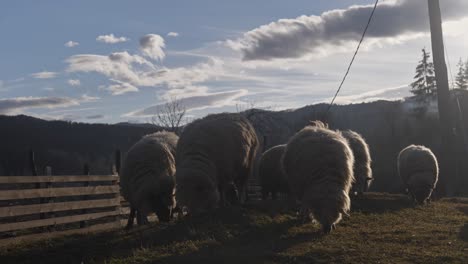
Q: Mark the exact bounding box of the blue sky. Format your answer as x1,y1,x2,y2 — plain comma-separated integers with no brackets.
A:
1,0,467,123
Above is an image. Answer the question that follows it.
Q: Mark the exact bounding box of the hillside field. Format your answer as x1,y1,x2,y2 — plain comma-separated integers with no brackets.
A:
1,193,467,264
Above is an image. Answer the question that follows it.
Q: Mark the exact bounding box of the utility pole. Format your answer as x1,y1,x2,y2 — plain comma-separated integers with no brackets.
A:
428,0,456,196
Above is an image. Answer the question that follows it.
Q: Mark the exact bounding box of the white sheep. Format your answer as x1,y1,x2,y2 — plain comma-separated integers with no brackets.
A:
398,145,439,204
282,121,354,233
340,130,373,195
259,144,289,200
120,131,178,228
175,113,259,214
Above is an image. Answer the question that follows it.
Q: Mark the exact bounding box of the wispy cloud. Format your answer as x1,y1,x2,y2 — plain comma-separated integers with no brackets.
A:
86,114,105,120
228,0,468,60
124,89,247,117
96,33,129,44
103,80,139,95
64,40,79,47
31,71,58,79
167,32,179,37
0,97,78,114
140,34,165,60
66,49,223,95
68,79,81,86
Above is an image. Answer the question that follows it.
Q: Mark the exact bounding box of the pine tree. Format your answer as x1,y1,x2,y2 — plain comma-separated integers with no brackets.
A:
410,48,437,97
464,58,468,88
455,58,467,90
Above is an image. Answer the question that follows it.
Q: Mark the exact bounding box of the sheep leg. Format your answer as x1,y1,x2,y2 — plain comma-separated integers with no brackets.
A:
261,189,269,200
125,207,136,230
323,224,333,234
272,191,278,200
136,211,148,225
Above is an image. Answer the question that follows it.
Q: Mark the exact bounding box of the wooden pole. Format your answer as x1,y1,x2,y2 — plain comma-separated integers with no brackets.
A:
80,164,90,228
428,0,457,196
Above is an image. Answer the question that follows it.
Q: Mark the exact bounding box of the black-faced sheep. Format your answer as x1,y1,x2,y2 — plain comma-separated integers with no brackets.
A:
120,131,178,228
175,113,259,214
282,123,354,233
340,130,373,195
398,145,439,205
259,144,289,200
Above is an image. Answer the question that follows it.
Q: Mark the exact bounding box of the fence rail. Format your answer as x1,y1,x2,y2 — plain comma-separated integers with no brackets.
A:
0,173,263,246
0,174,129,245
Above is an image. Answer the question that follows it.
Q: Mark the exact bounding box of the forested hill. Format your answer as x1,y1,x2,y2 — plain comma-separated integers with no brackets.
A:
0,115,160,176
1,90,468,195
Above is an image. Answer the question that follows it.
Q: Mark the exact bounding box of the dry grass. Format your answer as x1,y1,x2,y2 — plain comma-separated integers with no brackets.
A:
1,193,467,264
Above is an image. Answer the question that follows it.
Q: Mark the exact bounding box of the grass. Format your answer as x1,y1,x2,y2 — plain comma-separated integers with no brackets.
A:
1,193,467,264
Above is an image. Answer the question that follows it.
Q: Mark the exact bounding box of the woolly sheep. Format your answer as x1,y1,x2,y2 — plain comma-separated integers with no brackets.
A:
259,144,289,200
398,145,439,204
282,122,354,233
340,130,373,195
120,131,178,228
175,113,259,214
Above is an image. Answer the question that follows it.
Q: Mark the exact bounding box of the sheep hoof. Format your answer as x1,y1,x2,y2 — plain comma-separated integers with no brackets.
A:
323,225,333,234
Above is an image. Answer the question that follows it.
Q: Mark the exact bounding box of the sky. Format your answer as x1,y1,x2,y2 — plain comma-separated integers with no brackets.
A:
0,0,467,124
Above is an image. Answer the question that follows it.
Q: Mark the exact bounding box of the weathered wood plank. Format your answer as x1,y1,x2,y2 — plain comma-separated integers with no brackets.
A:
0,209,120,232
0,220,121,246
0,197,120,218
0,175,118,184
0,185,120,201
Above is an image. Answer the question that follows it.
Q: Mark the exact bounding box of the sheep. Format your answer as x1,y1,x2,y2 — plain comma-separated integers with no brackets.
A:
282,122,354,233
397,145,439,205
175,113,259,214
259,144,289,200
339,130,373,195
120,131,178,228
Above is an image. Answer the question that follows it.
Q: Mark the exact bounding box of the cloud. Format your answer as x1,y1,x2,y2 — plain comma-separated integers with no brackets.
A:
323,85,412,105
31,71,58,79
228,0,468,60
64,41,79,47
125,89,248,117
103,80,139,95
68,79,81,86
66,51,223,95
86,114,104,119
140,34,165,60
167,32,179,37
0,97,79,114
96,33,129,44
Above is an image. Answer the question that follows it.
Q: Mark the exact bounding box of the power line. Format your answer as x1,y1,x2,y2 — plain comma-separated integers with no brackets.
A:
326,0,379,114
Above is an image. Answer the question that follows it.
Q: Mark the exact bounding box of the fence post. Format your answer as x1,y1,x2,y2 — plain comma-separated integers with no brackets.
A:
80,164,90,228
113,150,121,227
45,166,55,231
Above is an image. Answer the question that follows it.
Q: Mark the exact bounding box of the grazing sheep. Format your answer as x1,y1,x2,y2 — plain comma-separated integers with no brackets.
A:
120,131,178,228
175,113,259,214
282,122,354,233
340,130,373,195
259,144,289,200
398,145,439,205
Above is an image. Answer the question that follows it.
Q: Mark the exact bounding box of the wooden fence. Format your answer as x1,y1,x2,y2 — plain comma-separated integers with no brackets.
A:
0,174,134,245
0,174,263,246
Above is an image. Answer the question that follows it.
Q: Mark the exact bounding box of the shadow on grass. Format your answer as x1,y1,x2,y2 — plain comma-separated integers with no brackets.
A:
156,216,325,264
351,192,414,214
459,223,468,242
0,193,428,264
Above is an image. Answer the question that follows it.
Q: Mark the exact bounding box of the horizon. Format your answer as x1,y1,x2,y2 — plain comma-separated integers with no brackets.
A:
1,0,467,124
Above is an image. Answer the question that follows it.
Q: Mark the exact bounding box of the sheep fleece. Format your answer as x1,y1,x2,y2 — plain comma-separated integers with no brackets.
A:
176,113,259,211
120,131,178,216
259,144,289,199
340,130,373,194
282,125,354,231
398,145,439,203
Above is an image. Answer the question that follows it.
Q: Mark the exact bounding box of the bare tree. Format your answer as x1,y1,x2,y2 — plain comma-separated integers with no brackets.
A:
151,97,186,134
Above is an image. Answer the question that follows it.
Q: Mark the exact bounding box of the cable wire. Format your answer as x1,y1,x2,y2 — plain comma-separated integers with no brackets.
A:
326,0,379,113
